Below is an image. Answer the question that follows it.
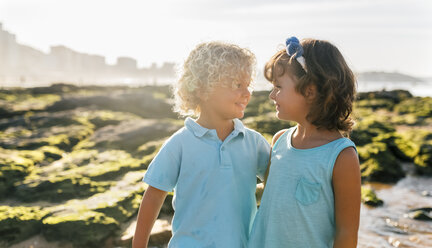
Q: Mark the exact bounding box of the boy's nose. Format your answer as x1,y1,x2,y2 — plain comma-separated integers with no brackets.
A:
243,87,252,97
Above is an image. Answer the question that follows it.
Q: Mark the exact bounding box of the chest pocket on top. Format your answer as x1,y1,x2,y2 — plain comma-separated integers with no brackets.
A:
295,176,321,205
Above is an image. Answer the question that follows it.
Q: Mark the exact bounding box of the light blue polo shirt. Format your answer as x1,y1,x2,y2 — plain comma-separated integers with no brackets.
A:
143,117,270,248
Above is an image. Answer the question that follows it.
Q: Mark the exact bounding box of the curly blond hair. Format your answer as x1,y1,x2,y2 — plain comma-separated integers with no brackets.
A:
173,41,256,116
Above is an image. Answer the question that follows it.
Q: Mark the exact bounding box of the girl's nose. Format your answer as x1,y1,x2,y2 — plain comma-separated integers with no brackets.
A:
269,90,275,100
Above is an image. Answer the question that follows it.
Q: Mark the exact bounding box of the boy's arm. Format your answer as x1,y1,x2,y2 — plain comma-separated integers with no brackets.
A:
332,147,361,248
132,186,168,248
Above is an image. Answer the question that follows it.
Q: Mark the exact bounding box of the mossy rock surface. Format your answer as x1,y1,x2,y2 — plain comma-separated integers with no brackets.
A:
372,133,414,161
361,186,383,207
243,115,292,136
244,90,274,118
356,90,412,102
90,119,181,153
15,175,113,202
355,98,395,110
358,142,404,182
0,148,37,198
0,91,61,115
84,110,141,129
408,210,432,221
351,117,395,146
0,206,50,245
14,149,152,202
414,143,432,175
394,97,432,118
42,210,119,247
46,90,176,119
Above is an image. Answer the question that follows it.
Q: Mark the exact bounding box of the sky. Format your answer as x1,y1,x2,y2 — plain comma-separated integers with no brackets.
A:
1,0,431,77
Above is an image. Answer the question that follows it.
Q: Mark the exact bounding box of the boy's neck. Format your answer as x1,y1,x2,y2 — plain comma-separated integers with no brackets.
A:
196,114,234,141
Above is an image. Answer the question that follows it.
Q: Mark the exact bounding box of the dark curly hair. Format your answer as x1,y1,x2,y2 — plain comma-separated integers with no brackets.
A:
265,38,356,133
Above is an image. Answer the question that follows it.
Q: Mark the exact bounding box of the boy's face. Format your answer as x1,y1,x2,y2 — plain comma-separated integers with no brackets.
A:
200,78,252,121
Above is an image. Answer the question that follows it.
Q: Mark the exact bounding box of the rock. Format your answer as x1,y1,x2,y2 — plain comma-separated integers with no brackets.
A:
0,89,61,118
421,191,432,197
90,119,180,153
0,206,50,245
394,97,432,119
355,98,395,110
243,115,292,136
356,90,412,103
15,175,113,202
42,210,119,247
243,90,274,118
46,90,176,119
148,219,172,247
372,133,414,161
351,117,395,146
361,186,384,207
358,142,405,183
0,148,39,198
414,143,432,175
14,150,149,202
407,210,432,221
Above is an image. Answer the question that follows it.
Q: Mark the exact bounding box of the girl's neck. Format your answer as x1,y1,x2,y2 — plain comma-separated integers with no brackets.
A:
292,123,342,149
196,113,234,141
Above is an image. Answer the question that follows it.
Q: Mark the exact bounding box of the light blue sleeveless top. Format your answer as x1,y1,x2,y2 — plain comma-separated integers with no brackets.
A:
248,127,356,248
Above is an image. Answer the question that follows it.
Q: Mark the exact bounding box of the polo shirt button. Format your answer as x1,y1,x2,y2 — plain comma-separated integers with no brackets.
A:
221,147,225,151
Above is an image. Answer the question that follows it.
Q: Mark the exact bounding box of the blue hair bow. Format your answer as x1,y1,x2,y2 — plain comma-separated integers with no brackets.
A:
285,36,307,72
285,37,303,58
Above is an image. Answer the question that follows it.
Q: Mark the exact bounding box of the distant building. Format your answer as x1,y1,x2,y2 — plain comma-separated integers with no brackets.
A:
116,57,137,72
0,22,176,87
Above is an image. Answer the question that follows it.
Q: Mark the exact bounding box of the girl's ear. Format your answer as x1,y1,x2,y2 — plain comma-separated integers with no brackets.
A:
305,84,317,101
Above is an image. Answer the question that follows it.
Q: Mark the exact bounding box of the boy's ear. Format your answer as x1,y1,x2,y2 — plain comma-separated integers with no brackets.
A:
196,89,207,101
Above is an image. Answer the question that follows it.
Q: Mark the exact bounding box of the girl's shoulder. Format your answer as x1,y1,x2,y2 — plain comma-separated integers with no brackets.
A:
272,127,295,146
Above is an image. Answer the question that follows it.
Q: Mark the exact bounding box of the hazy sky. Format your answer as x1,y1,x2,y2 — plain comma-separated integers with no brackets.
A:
1,0,431,77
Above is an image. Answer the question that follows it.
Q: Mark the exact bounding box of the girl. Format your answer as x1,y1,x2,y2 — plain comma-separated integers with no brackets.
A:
132,41,270,248
248,37,361,248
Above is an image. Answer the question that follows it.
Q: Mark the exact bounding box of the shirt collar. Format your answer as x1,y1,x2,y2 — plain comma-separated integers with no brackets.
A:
185,117,246,138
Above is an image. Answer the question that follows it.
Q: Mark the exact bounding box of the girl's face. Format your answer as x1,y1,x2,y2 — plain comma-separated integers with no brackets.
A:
269,73,309,122
200,78,252,121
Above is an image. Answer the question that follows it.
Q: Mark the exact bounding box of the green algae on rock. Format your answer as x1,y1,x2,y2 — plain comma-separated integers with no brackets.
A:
0,206,50,245
0,148,37,198
407,209,432,221
42,210,119,247
351,117,395,146
243,115,292,136
361,186,384,207
15,175,113,202
358,142,404,183
414,143,432,175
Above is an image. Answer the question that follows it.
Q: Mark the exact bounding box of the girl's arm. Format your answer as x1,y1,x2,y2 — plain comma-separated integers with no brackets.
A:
332,147,361,248
132,186,168,248
263,129,288,184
